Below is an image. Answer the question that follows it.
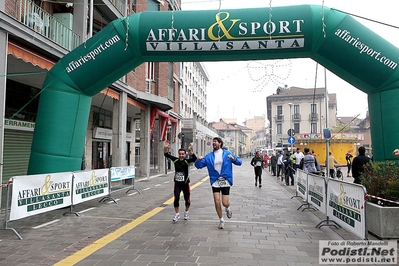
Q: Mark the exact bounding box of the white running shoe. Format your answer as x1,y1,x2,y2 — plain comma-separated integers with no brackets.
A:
226,208,232,219
218,220,225,229
184,211,189,220
173,213,180,222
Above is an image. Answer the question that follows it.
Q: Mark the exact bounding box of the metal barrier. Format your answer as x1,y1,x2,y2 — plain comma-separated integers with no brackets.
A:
100,166,140,203
1,181,22,239
293,170,368,239
294,169,316,211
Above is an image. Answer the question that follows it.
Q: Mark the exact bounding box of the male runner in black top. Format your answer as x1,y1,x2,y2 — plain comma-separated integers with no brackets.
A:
164,140,196,222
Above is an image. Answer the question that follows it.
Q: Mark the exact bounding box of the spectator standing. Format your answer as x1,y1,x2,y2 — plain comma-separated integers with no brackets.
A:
284,153,294,186
263,153,269,169
270,153,277,176
345,152,353,177
300,148,318,174
328,152,339,178
294,148,304,171
352,146,371,184
277,151,284,181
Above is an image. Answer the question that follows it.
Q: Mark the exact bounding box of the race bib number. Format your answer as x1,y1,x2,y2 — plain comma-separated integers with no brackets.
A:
175,172,184,182
218,178,229,187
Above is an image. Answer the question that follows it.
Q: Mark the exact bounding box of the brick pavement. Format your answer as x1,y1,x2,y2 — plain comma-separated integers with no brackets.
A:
0,158,394,266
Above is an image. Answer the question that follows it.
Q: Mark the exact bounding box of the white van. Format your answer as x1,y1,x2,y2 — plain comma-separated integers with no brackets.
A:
261,148,275,157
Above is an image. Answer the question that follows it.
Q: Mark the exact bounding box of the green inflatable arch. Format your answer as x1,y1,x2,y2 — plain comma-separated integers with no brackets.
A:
27,5,399,174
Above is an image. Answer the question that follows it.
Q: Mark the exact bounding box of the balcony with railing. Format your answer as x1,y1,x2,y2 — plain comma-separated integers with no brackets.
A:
293,113,301,121
274,114,284,122
309,113,318,121
6,0,80,50
110,0,126,15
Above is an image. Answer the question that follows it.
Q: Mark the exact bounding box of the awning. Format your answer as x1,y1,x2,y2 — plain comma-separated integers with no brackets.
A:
150,108,179,142
7,41,55,70
100,88,119,100
99,89,146,110
127,97,146,110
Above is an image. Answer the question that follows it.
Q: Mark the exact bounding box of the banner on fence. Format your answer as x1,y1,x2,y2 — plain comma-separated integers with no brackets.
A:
110,166,135,181
296,169,308,200
10,172,73,221
72,169,109,204
327,180,367,239
308,173,327,213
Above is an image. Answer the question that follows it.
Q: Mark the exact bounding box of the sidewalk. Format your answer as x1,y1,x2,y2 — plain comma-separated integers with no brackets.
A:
0,158,393,266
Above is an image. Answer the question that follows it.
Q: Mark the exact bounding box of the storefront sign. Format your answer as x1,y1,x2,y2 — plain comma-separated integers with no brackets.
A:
4,119,35,132
126,133,133,142
93,127,112,140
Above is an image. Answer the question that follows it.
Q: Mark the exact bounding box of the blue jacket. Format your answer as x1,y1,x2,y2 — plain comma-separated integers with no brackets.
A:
194,149,242,185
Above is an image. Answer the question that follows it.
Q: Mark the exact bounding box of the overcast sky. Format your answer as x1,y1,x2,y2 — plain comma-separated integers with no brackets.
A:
181,0,399,125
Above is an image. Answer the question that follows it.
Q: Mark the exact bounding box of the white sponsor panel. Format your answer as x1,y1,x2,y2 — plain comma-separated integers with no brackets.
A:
319,240,397,264
10,172,73,221
327,179,366,239
296,169,307,200
72,169,109,204
110,166,135,181
307,173,326,213
146,38,305,51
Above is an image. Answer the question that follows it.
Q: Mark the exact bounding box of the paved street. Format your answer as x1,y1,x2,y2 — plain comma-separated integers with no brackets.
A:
0,158,394,266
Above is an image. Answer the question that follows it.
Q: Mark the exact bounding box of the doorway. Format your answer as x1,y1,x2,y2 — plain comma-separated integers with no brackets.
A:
92,141,111,169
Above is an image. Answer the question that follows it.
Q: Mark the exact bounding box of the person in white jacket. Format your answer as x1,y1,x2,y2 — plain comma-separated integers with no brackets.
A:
277,151,284,181
195,137,242,229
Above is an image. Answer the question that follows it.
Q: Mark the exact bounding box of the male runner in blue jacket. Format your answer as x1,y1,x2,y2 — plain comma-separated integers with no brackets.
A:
195,137,242,229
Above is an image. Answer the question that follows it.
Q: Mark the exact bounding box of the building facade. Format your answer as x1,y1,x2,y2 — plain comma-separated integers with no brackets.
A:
266,86,337,150
180,62,218,156
0,0,186,189
243,115,266,154
211,119,249,156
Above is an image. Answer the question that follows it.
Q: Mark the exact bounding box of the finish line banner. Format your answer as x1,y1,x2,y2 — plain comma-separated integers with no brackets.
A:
10,172,73,221
319,240,397,264
72,169,109,204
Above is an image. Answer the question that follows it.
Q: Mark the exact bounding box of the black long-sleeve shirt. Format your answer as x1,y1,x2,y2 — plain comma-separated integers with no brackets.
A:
164,153,197,183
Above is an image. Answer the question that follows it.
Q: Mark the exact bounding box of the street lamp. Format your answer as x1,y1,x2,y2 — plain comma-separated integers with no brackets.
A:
288,103,293,152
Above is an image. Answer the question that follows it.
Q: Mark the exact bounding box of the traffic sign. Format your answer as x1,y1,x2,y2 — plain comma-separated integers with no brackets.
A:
288,136,296,144
287,129,295,136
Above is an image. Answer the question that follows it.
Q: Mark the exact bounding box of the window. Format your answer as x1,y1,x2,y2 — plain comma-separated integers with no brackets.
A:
93,107,112,129
126,117,131,133
294,104,300,114
311,103,317,114
167,62,175,101
294,123,300,134
277,105,282,115
311,123,317,133
145,62,154,93
135,119,140,130
135,119,140,139
277,123,282,134
5,80,40,122
147,0,160,11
